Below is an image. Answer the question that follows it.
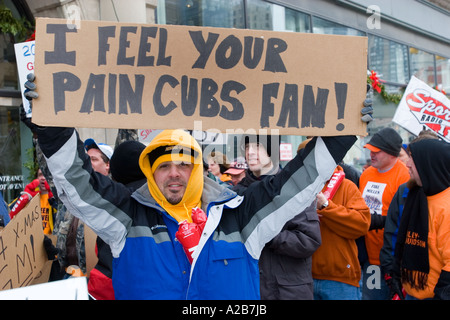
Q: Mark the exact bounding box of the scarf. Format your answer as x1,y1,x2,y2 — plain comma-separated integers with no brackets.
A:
394,185,429,289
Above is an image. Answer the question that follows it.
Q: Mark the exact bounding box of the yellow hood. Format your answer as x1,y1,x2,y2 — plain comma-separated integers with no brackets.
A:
139,129,203,223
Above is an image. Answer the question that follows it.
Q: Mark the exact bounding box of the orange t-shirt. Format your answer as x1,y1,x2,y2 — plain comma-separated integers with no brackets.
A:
40,193,53,235
359,160,410,265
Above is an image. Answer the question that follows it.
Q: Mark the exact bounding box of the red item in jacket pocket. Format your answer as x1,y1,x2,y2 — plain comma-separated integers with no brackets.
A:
191,207,207,229
322,171,345,200
176,220,201,263
175,208,207,263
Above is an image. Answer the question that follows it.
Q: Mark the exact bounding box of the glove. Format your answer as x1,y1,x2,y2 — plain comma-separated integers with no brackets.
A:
22,73,47,134
368,212,386,230
24,73,38,100
361,84,374,123
390,276,405,300
434,270,450,300
385,273,405,300
20,73,38,133
43,235,59,260
48,197,57,209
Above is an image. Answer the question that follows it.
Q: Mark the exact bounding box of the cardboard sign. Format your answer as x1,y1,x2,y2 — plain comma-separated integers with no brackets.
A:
84,225,98,278
14,40,35,118
393,76,450,142
0,195,47,291
32,18,368,136
0,276,89,300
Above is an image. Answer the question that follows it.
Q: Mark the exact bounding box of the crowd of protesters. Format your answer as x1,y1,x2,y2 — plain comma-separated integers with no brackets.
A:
1,75,449,300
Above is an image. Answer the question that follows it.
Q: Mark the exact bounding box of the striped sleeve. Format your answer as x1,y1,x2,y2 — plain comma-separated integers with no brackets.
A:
39,128,132,257
241,135,356,259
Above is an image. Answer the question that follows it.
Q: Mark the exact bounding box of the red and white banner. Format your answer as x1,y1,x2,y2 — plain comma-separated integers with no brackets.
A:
393,76,450,142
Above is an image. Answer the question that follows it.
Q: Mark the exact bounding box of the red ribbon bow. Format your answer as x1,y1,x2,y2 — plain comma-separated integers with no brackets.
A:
369,70,382,93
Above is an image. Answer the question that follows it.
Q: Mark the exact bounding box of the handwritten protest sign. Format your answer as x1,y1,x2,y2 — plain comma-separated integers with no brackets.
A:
393,76,450,142
32,18,368,136
0,195,47,291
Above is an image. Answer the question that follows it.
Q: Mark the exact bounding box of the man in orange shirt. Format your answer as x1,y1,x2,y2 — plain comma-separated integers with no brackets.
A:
359,127,410,300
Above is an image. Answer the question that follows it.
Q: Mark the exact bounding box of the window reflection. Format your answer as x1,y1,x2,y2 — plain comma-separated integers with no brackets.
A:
283,6,311,33
368,35,409,85
246,0,272,30
246,0,310,32
312,16,365,36
159,0,446,99
0,32,18,91
0,106,22,203
410,48,435,86
163,0,245,28
436,55,450,94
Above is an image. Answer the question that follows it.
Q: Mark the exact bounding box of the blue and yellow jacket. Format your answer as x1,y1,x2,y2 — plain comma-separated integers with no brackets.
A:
37,126,355,299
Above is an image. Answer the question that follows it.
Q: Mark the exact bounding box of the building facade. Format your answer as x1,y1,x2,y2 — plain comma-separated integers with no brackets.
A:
0,0,449,203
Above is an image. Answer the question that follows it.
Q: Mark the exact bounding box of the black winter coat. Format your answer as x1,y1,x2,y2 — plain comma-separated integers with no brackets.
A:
233,170,321,300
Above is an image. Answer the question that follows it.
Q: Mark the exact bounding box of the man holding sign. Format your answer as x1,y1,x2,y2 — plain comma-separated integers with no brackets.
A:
24,75,371,299
25,19,372,299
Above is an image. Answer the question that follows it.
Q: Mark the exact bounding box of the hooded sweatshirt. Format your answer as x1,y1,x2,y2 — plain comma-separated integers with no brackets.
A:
401,139,450,299
139,129,203,223
312,166,370,286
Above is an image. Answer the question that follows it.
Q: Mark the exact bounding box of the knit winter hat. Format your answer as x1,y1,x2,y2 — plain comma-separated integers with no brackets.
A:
364,127,402,157
240,134,280,158
110,140,146,185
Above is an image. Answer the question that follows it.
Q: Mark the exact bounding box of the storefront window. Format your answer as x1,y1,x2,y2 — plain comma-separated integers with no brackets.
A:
312,16,365,36
0,31,18,91
410,47,436,86
284,8,310,33
0,105,23,204
368,35,409,85
246,0,273,30
0,0,34,204
435,55,450,94
246,0,310,32
163,0,245,28
0,0,33,92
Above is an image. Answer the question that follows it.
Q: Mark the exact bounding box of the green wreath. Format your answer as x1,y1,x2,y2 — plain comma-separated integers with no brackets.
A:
367,70,403,105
